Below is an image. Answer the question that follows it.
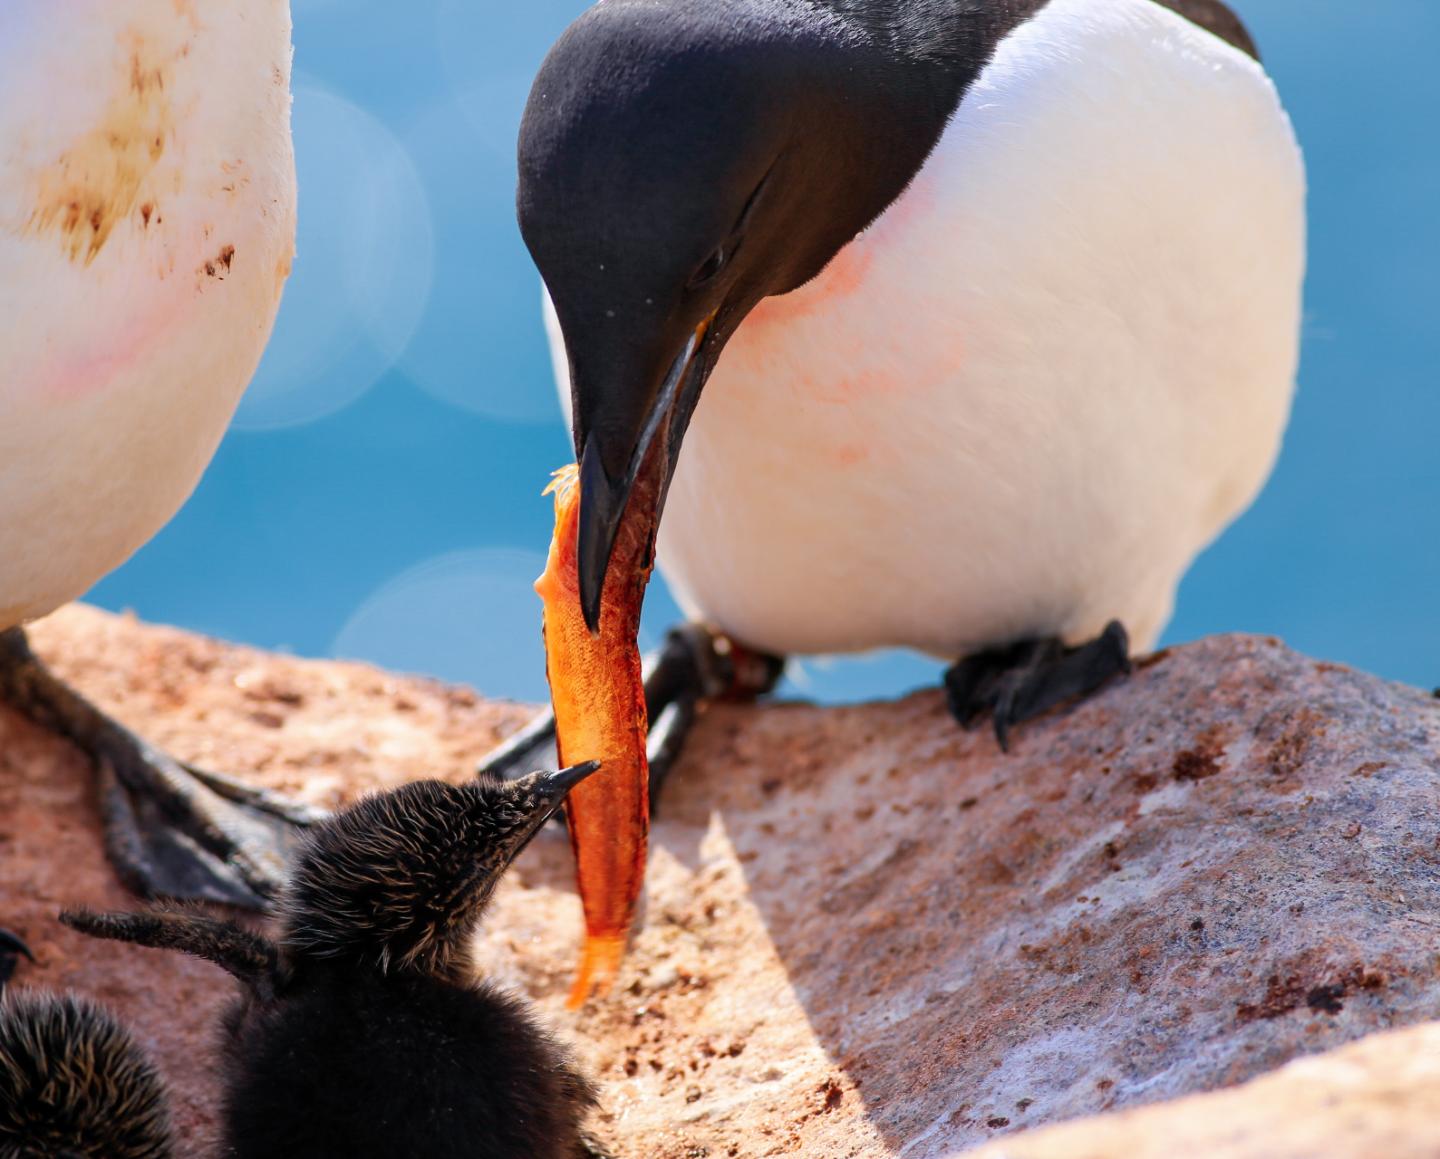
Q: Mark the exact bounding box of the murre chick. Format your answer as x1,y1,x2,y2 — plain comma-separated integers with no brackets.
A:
0,934,174,1158
0,0,307,908
64,765,607,1159
494,0,1304,777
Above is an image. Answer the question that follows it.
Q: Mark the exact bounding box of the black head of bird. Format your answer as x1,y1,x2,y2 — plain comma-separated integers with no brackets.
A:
517,0,992,631
0,990,173,1159
63,765,604,1159
279,762,600,981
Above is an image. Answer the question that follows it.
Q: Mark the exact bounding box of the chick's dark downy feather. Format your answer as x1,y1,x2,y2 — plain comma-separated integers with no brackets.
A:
223,965,597,1159
64,771,601,1159
0,992,173,1159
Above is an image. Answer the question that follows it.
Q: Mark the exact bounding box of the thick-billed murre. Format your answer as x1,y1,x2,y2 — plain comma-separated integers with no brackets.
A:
487,0,1303,778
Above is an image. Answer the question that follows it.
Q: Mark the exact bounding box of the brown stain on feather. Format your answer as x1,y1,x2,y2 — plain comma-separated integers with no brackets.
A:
199,243,235,283
25,35,175,266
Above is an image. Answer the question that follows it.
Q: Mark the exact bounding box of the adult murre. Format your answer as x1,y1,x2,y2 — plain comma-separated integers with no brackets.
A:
0,1,310,907
487,0,1304,781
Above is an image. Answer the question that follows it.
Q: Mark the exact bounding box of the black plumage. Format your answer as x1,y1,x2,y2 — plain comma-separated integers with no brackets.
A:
1153,0,1259,59
64,765,605,1159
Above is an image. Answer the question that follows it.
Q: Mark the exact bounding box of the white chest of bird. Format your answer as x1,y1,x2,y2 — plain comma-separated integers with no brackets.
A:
0,0,296,629
553,0,1305,661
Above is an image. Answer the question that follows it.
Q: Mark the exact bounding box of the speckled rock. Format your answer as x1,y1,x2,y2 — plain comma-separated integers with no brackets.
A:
3,605,1440,1157
966,1021,1440,1159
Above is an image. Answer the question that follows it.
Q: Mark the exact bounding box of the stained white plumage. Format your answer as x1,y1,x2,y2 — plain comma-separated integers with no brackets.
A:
548,0,1304,661
0,0,296,632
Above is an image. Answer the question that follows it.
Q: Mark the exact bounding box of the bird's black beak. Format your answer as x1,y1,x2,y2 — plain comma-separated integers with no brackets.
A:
517,761,602,822
575,321,710,633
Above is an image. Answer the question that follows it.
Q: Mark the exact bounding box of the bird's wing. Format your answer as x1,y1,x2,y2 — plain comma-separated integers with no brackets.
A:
1148,0,1260,60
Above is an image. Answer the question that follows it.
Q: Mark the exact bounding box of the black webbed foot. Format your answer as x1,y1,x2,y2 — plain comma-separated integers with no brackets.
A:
0,628,327,910
477,624,784,807
0,929,35,989
945,621,1131,752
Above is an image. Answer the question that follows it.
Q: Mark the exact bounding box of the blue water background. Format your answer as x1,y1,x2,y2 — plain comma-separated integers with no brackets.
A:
89,0,1440,704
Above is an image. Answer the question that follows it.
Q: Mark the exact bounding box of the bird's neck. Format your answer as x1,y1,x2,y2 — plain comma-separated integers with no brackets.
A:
802,0,1048,87
745,0,1047,296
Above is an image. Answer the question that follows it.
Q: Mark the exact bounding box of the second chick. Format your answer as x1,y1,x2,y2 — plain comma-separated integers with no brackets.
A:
66,764,605,1159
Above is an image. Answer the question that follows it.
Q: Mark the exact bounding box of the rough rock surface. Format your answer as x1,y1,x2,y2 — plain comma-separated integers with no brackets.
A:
2,605,1439,1157
968,1021,1440,1159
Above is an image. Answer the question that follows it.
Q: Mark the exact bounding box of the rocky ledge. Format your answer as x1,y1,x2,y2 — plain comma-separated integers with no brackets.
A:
3,605,1439,1157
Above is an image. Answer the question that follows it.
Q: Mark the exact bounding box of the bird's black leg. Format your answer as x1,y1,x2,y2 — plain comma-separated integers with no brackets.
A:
0,628,326,910
0,928,35,989
477,624,784,807
945,621,1131,752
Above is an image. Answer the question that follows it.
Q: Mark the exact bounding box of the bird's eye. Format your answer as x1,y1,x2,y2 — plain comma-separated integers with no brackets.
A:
686,247,727,291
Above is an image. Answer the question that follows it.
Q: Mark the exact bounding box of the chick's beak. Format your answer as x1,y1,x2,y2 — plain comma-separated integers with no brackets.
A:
520,761,602,821
575,321,709,633
544,759,603,796
493,761,603,867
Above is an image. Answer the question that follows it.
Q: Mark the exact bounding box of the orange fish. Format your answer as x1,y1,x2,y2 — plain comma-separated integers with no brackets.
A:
536,463,655,1006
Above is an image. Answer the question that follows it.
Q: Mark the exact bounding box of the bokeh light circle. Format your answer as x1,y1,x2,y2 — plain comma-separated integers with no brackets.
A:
234,82,435,432
395,98,561,424
332,548,549,701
